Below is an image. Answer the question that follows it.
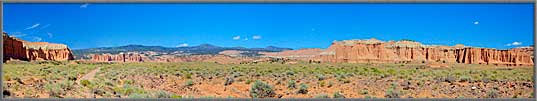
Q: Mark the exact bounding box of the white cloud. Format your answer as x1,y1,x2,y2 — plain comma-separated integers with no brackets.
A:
40,24,51,29
80,3,89,8
506,41,522,46
11,32,27,37
252,35,262,40
473,21,479,25
32,37,42,42
47,32,53,38
177,43,189,47
24,23,40,30
232,36,241,40
244,38,249,40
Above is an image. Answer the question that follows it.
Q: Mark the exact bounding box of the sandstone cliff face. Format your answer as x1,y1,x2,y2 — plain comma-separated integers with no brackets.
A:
3,33,26,61
3,32,74,62
316,38,534,66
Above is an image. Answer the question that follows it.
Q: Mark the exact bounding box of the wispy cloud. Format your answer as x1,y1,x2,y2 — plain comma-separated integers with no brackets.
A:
11,32,27,37
177,43,189,47
24,23,40,30
232,36,241,40
32,37,42,42
39,24,51,30
506,41,522,46
47,32,53,38
80,3,89,8
252,35,262,40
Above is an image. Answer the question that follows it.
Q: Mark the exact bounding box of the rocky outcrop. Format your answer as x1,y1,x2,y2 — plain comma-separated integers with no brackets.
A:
316,38,534,66
90,53,143,62
3,32,74,62
259,48,324,61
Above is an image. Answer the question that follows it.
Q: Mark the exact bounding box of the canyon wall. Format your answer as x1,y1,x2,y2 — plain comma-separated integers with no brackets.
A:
3,32,74,62
316,38,534,66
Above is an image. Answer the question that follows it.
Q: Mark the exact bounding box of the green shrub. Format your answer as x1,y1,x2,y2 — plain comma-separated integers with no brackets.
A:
319,81,326,87
314,94,330,98
124,79,134,85
80,80,91,87
249,80,276,98
459,76,471,82
328,81,334,88
486,89,499,98
45,84,65,98
153,90,173,98
286,71,295,76
184,73,192,79
245,79,253,84
360,89,369,95
128,93,149,98
317,74,326,81
184,80,194,87
297,83,308,94
171,95,183,98
384,88,400,98
333,91,345,98
224,77,234,86
287,80,296,89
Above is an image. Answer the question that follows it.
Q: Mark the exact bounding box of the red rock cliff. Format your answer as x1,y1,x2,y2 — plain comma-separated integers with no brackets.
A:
317,38,534,66
3,32,74,62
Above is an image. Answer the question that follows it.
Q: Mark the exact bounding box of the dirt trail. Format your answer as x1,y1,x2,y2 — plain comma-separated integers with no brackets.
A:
76,67,101,98
78,67,101,82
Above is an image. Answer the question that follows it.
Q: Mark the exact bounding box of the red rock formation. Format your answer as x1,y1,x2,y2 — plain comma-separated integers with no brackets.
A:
259,48,324,61
3,32,27,61
3,32,74,62
316,38,534,66
89,53,143,62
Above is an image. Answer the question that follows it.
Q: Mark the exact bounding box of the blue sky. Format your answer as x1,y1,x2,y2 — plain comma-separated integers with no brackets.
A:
3,4,534,50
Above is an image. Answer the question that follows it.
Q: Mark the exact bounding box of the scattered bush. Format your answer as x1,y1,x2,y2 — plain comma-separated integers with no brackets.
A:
486,89,499,98
153,90,174,98
459,76,471,82
317,74,326,81
250,80,276,98
171,95,182,98
80,80,91,87
314,94,330,98
287,80,296,89
333,91,345,98
384,89,400,98
124,79,134,85
360,89,369,95
92,88,106,96
328,81,334,88
286,71,295,76
224,77,234,86
245,79,253,84
297,83,308,94
184,80,194,87
184,73,192,79
128,93,149,98
319,81,326,87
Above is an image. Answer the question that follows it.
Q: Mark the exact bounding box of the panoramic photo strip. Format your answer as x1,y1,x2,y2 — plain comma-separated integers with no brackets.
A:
2,4,534,98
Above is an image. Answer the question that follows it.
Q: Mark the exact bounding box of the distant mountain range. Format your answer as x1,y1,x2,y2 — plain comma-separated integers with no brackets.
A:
72,44,292,59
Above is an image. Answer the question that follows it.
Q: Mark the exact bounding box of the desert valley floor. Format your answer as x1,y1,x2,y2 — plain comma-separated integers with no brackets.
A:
2,61,534,98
